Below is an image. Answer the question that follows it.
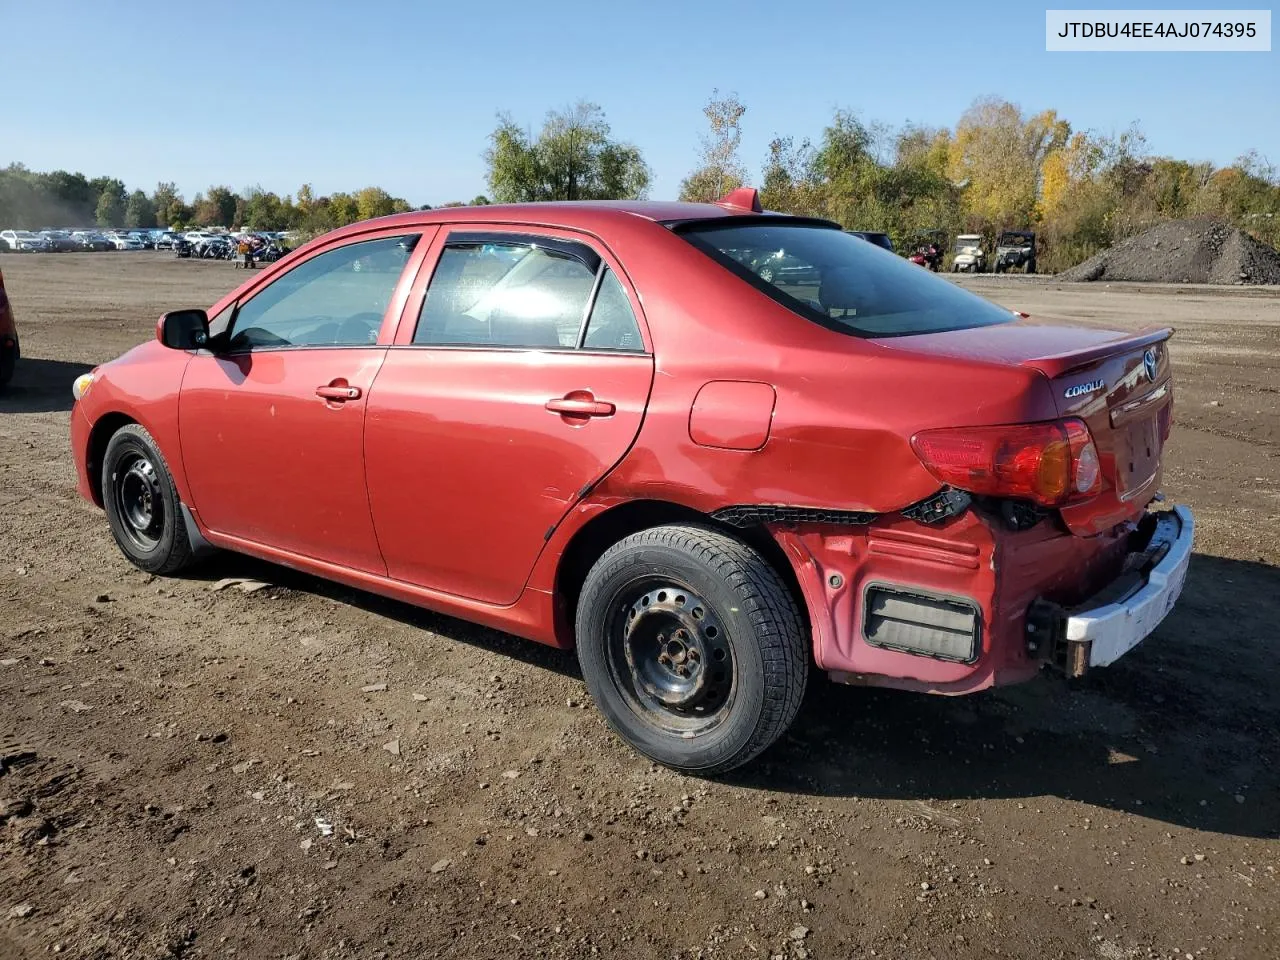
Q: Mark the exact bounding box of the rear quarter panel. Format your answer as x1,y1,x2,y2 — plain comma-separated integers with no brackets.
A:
583,221,1059,515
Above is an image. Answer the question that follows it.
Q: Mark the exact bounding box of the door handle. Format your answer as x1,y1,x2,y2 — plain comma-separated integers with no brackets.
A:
316,384,361,401
545,397,615,417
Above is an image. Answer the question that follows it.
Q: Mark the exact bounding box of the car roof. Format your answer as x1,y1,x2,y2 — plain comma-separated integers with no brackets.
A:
324,199,764,242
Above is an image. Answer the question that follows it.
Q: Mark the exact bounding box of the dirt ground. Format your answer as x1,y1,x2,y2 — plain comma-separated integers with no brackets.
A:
1,253,1277,960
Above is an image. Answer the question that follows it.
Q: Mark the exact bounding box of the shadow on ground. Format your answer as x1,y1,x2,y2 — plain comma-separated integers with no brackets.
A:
0,358,94,414
183,547,1277,838
732,552,1279,839
185,551,581,679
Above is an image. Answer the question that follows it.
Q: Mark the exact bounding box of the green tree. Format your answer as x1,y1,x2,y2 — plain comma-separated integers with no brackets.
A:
486,102,651,202
124,190,156,228
679,89,747,202
471,195,490,205
37,170,95,223
356,186,397,221
328,192,359,227
91,177,126,227
151,182,180,226
95,189,124,227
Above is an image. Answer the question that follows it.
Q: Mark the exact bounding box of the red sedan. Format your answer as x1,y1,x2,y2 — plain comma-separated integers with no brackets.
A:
70,189,1193,774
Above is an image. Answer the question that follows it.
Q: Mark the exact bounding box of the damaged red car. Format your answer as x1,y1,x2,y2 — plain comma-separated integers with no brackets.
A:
70,188,1193,774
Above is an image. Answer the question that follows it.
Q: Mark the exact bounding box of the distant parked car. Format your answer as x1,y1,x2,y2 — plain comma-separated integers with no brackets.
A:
154,232,181,250
108,233,145,251
72,231,115,252
128,232,155,250
40,230,78,252
173,237,194,258
0,230,49,252
847,230,895,253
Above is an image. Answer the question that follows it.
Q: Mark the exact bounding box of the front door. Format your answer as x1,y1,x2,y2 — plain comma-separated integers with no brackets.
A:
180,231,425,573
364,228,654,604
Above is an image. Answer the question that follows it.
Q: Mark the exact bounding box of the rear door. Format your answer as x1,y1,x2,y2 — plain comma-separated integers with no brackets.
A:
364,226,654,605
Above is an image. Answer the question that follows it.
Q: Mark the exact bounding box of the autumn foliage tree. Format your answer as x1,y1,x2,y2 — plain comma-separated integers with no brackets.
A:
679,90,747,202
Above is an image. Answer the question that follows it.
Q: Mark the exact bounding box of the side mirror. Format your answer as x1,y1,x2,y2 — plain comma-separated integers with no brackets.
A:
158,309,210,350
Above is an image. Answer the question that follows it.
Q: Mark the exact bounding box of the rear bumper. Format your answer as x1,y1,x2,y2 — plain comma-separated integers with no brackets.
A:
774,500,1191,694
1058,506,1193,675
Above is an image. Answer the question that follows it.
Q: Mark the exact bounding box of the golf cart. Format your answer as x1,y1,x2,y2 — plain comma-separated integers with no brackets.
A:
951,234,986,273
993,230,1036,274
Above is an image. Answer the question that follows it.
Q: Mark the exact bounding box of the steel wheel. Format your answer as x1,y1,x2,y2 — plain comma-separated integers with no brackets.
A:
112,452,165,551
607,580,736,736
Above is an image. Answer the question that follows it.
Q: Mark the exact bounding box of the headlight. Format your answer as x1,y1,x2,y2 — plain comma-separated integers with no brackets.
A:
72,372,95,401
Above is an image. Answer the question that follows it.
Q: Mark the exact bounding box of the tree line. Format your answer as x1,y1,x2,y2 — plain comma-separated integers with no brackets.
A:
3,94,1277,271
678,93,1280,271
0,166,491,235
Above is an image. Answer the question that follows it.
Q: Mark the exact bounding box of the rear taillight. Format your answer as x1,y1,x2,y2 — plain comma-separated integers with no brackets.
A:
911,418,1102,507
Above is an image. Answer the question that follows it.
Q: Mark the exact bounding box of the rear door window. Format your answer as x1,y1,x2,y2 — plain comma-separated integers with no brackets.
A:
581,269,643,352
414,236,600,348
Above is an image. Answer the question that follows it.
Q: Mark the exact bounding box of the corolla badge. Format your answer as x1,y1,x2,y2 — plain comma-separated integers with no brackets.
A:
1063,378,1105,399
1143,348,1158,382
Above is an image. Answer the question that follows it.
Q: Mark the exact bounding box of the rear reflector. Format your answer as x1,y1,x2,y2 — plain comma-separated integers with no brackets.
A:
862,584,979,663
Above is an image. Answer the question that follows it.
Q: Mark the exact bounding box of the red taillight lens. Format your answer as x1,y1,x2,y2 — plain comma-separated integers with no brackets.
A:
911,419,1102,507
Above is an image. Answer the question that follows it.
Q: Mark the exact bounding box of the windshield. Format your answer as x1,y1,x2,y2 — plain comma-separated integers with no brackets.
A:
954,238,982,254
999,234,1032,248
679,221,1015,337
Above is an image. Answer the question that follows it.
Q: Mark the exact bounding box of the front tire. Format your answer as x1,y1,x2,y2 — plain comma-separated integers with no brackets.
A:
575,524,807,775
102,424,195,575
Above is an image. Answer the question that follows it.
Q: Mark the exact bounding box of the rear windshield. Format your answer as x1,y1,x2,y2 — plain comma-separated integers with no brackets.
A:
679,221,1014,337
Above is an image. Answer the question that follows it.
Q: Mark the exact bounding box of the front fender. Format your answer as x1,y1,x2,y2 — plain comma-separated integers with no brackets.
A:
74,342,194,506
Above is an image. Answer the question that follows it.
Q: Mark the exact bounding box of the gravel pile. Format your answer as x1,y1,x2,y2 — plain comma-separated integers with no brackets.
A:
1058,218,1280,285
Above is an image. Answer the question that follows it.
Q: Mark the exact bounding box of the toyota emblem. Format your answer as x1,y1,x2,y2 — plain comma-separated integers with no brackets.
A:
1143,348,1158,382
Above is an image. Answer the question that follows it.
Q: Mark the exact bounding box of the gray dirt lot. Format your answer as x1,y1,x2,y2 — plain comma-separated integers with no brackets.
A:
0,254,1277,960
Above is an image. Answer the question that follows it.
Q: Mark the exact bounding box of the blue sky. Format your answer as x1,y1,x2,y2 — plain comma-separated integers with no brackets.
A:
2,1,1275,205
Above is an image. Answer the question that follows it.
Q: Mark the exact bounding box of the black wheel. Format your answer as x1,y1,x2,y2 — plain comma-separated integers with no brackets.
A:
102,423,196,574
575,524,807,775
1026,260,1037,275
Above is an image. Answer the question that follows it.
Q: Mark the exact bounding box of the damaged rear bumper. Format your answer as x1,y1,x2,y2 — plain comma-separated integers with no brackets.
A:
1033,506,1194,677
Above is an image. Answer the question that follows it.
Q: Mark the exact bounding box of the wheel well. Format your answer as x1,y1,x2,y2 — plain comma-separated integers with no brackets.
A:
85,413,136,506
553,500,808,648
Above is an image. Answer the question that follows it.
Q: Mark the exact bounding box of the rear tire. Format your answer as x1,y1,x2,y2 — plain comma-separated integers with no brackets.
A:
102,423,195,575
575,524,807,775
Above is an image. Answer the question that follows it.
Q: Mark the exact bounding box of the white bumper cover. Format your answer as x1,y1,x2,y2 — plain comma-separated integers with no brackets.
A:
1065,506,1194,668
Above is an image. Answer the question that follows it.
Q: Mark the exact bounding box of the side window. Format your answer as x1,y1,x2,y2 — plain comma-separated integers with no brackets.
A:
227,235,418,351
582,269,643,352
414,240,597,348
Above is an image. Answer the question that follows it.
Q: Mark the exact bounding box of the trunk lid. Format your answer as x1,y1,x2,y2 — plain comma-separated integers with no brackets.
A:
873,321,1175,536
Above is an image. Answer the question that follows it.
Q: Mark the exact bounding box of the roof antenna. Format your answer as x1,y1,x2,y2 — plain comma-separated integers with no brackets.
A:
715,187,762,213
